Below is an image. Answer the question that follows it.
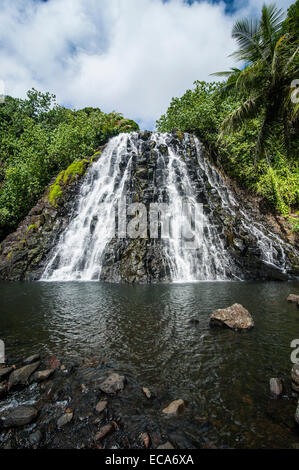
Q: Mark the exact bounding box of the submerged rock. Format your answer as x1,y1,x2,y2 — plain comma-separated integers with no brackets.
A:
8,361,40,388
270,378,283,397
23,354,41,365
29,430,42,446
95,400,108,413
287,294,299,304
57,412,73,429
209,303,254,330
31,369,54,383
99,373,125,395
1,406,38,427
94,423,114,441
162,399,185,415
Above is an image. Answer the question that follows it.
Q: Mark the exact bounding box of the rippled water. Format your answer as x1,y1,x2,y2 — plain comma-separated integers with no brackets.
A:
1,281,299,448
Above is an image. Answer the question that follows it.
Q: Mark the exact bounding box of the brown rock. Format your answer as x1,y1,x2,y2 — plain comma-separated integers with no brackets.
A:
162,399,185,415
142,387,151,399
94,423,114,441
8,361,40,388
292,381,299,393
47,356,61,370
95,400,108,413
210,303,254,330
31,369,54,383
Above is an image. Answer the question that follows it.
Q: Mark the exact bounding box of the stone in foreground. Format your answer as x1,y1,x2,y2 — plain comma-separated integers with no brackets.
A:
99,373,125,394
95,400,108,413
23,353,41,365
57,412,73,428
8,361,40,388
1,406,38,427
270,378,283,397
286,294,299,305
162,399,185,415
94,423,114,441
30,369,54,383
210,303,254,330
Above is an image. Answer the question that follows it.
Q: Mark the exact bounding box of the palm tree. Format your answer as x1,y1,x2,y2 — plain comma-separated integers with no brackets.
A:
213,3,298,157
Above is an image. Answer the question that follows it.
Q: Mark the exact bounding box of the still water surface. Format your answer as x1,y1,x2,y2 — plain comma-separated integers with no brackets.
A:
0,281,299,448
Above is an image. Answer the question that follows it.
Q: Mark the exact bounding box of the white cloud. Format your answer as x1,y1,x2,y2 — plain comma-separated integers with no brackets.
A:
0,0,294,128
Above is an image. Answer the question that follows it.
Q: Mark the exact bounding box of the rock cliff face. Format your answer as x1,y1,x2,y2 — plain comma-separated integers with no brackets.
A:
0,131,298,282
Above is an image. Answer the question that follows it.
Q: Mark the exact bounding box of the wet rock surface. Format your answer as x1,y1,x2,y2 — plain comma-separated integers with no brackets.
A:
0,132,298,283
8,361,40,388
0,354,190,449
209,303,254,330
1,406,38,427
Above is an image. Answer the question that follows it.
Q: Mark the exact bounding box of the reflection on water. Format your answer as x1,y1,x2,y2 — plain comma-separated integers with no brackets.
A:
0,281,299,448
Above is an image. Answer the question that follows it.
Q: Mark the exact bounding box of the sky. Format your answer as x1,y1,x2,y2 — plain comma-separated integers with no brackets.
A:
0,0,294,129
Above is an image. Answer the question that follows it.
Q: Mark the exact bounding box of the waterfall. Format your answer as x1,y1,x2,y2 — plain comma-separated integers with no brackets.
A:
41,131,293,283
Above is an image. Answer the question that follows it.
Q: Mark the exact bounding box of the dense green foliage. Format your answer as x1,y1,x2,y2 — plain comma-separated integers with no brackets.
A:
0,89,138,240
157,2,299,226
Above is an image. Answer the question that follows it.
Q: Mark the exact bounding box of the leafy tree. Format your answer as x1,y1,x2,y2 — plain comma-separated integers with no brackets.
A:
213,3,298,157
0,89,139,240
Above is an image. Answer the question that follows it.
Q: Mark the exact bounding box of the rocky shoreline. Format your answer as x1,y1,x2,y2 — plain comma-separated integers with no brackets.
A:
0,353,189,449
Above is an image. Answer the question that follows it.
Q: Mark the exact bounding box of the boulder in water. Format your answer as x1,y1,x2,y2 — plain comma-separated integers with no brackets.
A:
209,303,254,330
8,361,40,388
99,373,125,394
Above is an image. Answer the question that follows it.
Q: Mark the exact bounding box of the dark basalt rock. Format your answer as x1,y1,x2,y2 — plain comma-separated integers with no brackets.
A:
0,131,298,283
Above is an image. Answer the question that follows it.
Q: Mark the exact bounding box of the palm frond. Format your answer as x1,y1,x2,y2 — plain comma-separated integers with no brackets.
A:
260,3,285,59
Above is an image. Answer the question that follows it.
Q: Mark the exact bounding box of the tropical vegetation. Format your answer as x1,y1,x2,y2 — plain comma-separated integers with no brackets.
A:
157,1,299,227
0,89,138,240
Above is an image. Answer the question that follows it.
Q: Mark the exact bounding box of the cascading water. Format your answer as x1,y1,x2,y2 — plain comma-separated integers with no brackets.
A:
41,131,295,283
